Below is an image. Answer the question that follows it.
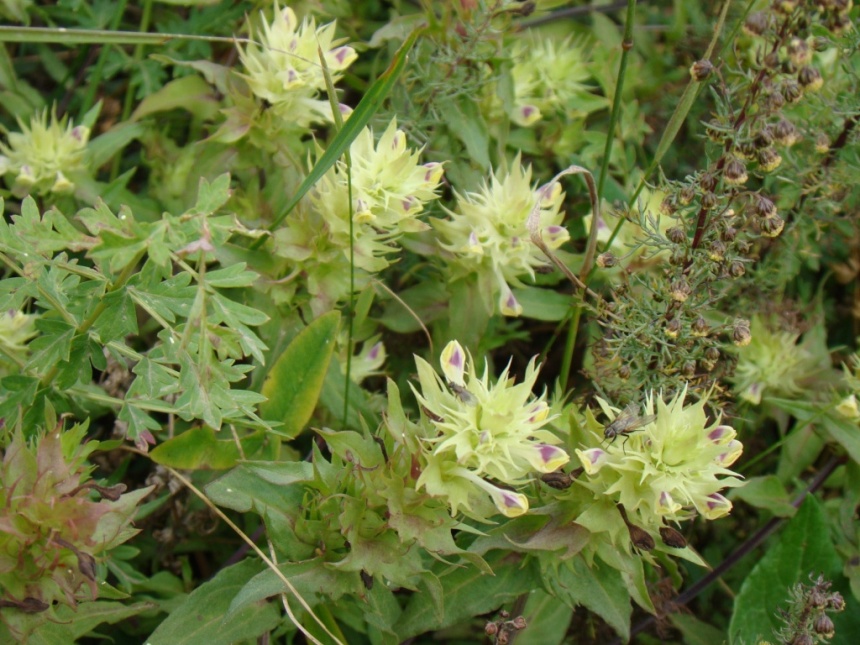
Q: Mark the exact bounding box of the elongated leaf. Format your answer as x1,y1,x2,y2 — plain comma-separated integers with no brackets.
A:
146,559,279,645
263,27,424,235
150,426,242,470
260,310,340,438
729,496,857,645
394,553,541,640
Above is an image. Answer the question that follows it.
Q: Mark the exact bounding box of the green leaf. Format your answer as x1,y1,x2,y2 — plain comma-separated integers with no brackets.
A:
671,613,727,645
150,426,242,470
131,74,220,122
728,475,796,517
394,552,542,640
25,319,75,373
259,310,340,439
729,496,850,645
192,173,232,215
205,263,259,289
206,464,305,516
226,559,362,620
521,590,574,645
145,559,280,645
441,96,490,171
545,556,632,642
512,285,572,321
93,288,139,343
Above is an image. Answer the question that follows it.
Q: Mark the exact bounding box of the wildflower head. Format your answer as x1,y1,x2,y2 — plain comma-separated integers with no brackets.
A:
503,36,593,127
433,156,568,316
238,2,357,128
411,340,568,519
309,119,444,272
574,387,744,539
730,316,827,405
0,106,90,197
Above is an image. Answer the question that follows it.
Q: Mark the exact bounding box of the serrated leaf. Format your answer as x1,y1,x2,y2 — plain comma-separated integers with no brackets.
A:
729,496,849,645
545,556,632,641
259,310,340,439
729,475,796,517
205,262,259,288
150,426,242,470
145,559,279,645
226,560,362,620
193,173,232,215
93,288,139,343
394,552,542,640
25,319,75,372
206,464,305,515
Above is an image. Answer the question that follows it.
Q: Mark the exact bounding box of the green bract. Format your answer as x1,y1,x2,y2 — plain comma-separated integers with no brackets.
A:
575,386,744,538
433,156,569,317
411,340,568,519
0,107,90,197
238,2,357,128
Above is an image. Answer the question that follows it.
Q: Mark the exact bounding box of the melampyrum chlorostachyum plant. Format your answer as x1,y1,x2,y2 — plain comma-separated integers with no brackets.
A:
0,0,858,643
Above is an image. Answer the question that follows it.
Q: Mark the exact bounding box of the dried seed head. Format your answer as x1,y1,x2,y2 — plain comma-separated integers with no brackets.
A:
679,185,696,204
670,249,688,266
660,195,678,215
761,214,785,237
721,225,737,242
798,65,823,91
754,127,774,149
758,147,782,172
699,172,717,192
667,226,687,244
701,192,719,210
743,11,768,35
692,316,709,336
709,240,726,262
597,252,617,268
813,614,835,638
665,318,682,338
682,360,697,378
511,616,527,630
790,635,814,645
705,346,720,361
764,51,781,69
618,364,632,380
690,59,715,81
737,141,758,160
788,37,812,66
773,118,799,146
815,133,830,153
669,279,692,302
782,79,803,103
754,194,778,218
828,592,845,612
706,119,727,143
724,157,748,185
730,260,746,277
733,319,752,346
764,90,786,113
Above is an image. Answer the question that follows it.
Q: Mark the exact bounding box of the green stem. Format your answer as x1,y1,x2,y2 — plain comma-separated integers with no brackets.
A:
558,0,636,393
79,0,128,117
110,0,153,182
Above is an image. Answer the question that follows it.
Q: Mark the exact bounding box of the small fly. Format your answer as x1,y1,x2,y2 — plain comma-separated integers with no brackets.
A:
603,403,655,447
448,381,477,405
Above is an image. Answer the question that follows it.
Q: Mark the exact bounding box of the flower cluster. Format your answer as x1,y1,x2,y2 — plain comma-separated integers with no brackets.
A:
731,316,828,405
487,36,593,127
274,119,444,313
433,157,569,316
411,341,569,519
575,387,743,538
0,107,90,197
238,2,357,128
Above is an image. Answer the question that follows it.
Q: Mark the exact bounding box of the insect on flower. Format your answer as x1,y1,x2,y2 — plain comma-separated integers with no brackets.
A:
603,402,655,447
448,381,477,405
